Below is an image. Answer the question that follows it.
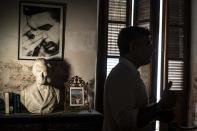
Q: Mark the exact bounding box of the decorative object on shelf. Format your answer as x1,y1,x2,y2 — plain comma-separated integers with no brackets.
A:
18,1,66,60
20,58,60,113
4,92,10,114
4,92,21,114
64,76,89,112
70,87,84,107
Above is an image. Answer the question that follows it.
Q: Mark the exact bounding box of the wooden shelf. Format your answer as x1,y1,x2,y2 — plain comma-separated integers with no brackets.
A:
0,110,103,131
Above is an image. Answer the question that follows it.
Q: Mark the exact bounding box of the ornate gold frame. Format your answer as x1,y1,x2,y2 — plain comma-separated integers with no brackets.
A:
64,76,89,112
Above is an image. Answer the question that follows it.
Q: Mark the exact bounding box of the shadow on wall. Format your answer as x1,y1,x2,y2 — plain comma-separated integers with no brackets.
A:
88,79,95,109
48,58,71,111
0,98,4,112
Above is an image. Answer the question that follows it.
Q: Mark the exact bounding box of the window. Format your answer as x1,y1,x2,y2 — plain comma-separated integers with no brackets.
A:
166,0,185,90
96,0,130,112
106,0,128,75
162,0,190,126
96,0,190,122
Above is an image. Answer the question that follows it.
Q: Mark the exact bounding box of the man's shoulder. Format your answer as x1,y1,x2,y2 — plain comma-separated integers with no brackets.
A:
110,62,138,76
107,64,137,84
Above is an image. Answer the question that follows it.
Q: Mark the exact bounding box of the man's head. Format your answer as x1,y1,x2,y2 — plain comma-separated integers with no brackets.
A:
23,6,60,56
23,6,60,22
118,26,153,67
32,58,51,85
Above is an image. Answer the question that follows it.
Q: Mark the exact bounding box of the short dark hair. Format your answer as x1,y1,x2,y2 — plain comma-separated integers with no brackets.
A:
23,6,61,22
118,26,150,56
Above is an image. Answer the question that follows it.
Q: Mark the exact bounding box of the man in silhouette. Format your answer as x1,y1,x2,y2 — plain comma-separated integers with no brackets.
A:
103,26,176,131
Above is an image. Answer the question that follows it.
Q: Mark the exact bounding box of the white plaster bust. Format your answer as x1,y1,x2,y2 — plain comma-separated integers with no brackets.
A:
20,58,60,113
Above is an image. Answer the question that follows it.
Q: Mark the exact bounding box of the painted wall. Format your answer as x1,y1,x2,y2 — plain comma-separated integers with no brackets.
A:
189,0,197,126
0,0,98,109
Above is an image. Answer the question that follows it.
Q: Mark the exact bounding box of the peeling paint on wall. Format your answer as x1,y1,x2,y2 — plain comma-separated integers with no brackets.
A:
0,61,35,98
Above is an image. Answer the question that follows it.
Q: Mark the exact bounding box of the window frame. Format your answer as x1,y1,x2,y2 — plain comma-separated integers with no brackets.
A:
162,0,191,125
95,0,131,113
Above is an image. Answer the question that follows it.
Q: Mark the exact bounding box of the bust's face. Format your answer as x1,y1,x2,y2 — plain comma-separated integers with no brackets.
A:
32,60,49,85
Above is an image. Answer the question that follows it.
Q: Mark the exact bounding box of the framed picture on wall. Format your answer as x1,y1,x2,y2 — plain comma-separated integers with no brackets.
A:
18,2,66,60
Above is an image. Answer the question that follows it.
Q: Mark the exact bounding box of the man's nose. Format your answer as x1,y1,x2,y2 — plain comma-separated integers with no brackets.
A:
42,72,47,78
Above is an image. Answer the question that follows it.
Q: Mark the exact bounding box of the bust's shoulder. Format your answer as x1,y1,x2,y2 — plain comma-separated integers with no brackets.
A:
24,83,37,91
52,87,60,94
50,86,60,102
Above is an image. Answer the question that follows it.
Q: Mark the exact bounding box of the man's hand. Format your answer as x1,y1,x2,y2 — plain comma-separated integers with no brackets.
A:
158,81,176,109
156,109,175,123
22,26,47,56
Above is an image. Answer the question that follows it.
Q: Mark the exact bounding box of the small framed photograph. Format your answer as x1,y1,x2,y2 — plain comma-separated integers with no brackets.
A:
70,87,84,106
64,76,89,112
18,2,66,60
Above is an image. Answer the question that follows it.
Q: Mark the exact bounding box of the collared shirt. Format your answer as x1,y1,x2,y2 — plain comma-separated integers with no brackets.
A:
103,57,152,131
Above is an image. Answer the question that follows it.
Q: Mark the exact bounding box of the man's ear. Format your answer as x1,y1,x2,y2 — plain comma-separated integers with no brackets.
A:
129,42,137,52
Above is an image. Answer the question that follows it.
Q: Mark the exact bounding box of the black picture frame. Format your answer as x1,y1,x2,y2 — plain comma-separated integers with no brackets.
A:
18,1,66,60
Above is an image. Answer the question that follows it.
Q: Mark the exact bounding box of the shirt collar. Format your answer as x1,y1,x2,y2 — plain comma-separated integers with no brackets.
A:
119,57,138,71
